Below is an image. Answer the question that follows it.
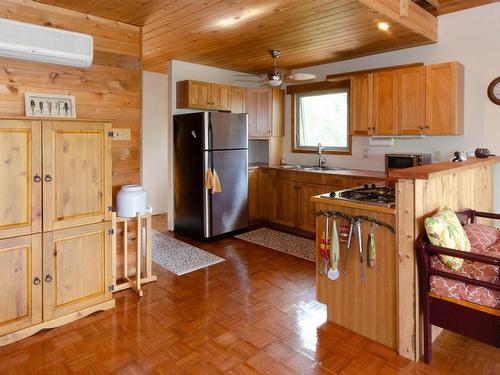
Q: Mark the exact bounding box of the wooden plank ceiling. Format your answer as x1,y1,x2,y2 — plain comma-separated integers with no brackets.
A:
31,0,494,74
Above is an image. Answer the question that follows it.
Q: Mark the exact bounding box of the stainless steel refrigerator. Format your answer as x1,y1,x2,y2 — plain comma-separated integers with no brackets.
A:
174,112,248,239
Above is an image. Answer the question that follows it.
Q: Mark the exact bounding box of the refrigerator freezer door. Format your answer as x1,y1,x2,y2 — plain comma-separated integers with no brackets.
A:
203,149,248,237
204,112,248,150
173,113,205,238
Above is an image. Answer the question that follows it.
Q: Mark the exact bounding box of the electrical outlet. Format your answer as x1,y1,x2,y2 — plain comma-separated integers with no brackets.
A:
112,128,131,141
433,151,441,161
363,148,369,158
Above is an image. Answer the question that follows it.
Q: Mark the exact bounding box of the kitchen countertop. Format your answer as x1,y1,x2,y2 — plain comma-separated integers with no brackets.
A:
248,163,388,179
388,156,500,180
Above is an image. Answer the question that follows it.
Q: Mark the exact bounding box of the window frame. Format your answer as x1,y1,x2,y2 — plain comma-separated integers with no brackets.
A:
291,87,351,155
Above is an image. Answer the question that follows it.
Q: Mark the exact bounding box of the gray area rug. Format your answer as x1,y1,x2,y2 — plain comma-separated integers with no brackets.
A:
152,230,225,275
235,228,315,262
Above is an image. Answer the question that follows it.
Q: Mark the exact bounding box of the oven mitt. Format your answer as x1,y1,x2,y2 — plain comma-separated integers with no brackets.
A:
204,168,213,190
211,169,222,193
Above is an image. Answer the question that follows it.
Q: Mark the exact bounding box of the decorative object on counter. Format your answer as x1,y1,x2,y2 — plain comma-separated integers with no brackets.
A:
328,218,340,281
24,92,76,118
451,151,465,162
474,148,492,158
367,223,377,268
487,76,500,105
111,212,157,297
116,185,150,218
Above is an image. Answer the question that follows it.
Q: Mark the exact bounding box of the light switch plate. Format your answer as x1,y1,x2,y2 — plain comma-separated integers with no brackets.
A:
112,128,131,141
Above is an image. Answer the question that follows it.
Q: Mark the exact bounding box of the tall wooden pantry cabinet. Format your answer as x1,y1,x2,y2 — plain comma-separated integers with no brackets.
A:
0,119,114,346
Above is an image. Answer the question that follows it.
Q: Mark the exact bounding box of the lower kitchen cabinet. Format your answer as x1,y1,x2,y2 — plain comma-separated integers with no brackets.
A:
258,169,275,221
248,169,259,220
42,223,112,321
297,183,327,232
273,179,297,227
0,234,42,336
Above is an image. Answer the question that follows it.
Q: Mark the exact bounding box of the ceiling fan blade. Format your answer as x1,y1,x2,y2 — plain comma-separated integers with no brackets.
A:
285,73,317,81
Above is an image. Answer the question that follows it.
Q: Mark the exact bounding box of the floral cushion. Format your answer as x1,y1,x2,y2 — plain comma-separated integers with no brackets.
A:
424,208,471,270
430,222,500,309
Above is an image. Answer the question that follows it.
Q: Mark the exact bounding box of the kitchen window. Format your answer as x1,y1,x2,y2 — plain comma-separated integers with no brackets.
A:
293,88,350,154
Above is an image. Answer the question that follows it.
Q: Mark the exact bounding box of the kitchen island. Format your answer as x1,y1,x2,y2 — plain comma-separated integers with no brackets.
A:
313,156,499,361
312,194,398,350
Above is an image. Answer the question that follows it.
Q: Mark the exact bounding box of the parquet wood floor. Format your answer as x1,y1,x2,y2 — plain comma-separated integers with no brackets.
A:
0,215,498,374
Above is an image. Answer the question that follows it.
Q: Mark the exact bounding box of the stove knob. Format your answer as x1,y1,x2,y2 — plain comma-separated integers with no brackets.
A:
364,184,369,189
329,191,336,197
371,183,376,188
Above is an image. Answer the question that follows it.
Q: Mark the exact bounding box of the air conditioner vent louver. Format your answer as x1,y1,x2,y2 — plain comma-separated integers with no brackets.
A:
0,18,93,68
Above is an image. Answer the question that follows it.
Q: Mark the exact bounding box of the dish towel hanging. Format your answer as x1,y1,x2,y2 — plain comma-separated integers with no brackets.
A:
204,168,222,193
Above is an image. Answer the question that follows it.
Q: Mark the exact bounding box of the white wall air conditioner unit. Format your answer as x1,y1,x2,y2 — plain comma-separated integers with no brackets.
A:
0,18,93,68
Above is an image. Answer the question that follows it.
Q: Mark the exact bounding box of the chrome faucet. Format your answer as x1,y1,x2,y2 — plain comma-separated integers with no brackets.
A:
317,143,325,168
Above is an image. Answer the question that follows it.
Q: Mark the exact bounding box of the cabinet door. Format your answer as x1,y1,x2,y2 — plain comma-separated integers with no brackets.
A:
245,89,259,137
0,234,42,336
43,223,112,321
256,88,271,136
258,170,275,221
248,169,259,220
297,183,326,232
273,179,297,227
350,74,373,135
211,84,231,111
42,121,112,231
231,86,245,113
425,62,464,135
0,120,42,240
372,71,398,135
398,66,425,135
271,88,285,136
188,81,212,110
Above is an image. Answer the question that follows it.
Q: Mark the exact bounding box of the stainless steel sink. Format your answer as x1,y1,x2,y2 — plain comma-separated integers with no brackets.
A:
278,165,345,172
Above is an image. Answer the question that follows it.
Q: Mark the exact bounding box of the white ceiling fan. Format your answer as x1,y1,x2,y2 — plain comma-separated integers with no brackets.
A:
235,50,316,87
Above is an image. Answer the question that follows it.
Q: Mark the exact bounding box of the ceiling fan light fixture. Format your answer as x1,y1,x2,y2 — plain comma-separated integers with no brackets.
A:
267,72,283,87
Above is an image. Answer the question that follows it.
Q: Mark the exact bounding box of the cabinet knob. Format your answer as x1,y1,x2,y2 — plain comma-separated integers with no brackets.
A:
33,277,41,285
34,174,41,183
425,125,430,130
44,174,52,182
419,126,424,130
45,274,53,283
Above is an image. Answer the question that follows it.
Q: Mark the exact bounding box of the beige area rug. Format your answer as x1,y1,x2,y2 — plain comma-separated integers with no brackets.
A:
235,228,315,262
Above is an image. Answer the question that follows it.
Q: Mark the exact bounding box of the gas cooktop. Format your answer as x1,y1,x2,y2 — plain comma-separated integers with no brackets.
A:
321,184,396,207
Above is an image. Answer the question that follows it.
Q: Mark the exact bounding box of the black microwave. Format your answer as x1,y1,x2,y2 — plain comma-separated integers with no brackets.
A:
385,153,431,172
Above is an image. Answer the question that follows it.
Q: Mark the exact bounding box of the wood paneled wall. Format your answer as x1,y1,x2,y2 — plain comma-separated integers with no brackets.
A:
0,0,141,199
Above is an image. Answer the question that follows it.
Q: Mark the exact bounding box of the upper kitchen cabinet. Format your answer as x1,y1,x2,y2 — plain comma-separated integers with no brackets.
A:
425,62,464,135
230,86,245,114
372,70,398,135
0,120,42,240
42,121,112,232
397,66,426,135
350,74,373,136
245,87,285,138
177,80,232,111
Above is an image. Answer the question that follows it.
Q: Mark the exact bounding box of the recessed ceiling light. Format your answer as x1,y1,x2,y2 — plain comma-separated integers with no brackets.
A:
378,22,390,31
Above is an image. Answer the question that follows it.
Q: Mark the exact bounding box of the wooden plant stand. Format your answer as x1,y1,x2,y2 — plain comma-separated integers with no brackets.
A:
111,212,157,296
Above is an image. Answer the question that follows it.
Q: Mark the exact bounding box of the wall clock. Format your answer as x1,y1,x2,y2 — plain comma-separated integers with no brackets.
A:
487,77,500,105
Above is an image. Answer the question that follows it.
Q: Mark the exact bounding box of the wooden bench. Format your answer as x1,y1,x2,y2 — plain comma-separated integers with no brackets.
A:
415,209,500,363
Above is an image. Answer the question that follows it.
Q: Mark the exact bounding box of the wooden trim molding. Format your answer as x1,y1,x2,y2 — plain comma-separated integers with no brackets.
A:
286,80,349,95
325,62,424,82
290,94,352,156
